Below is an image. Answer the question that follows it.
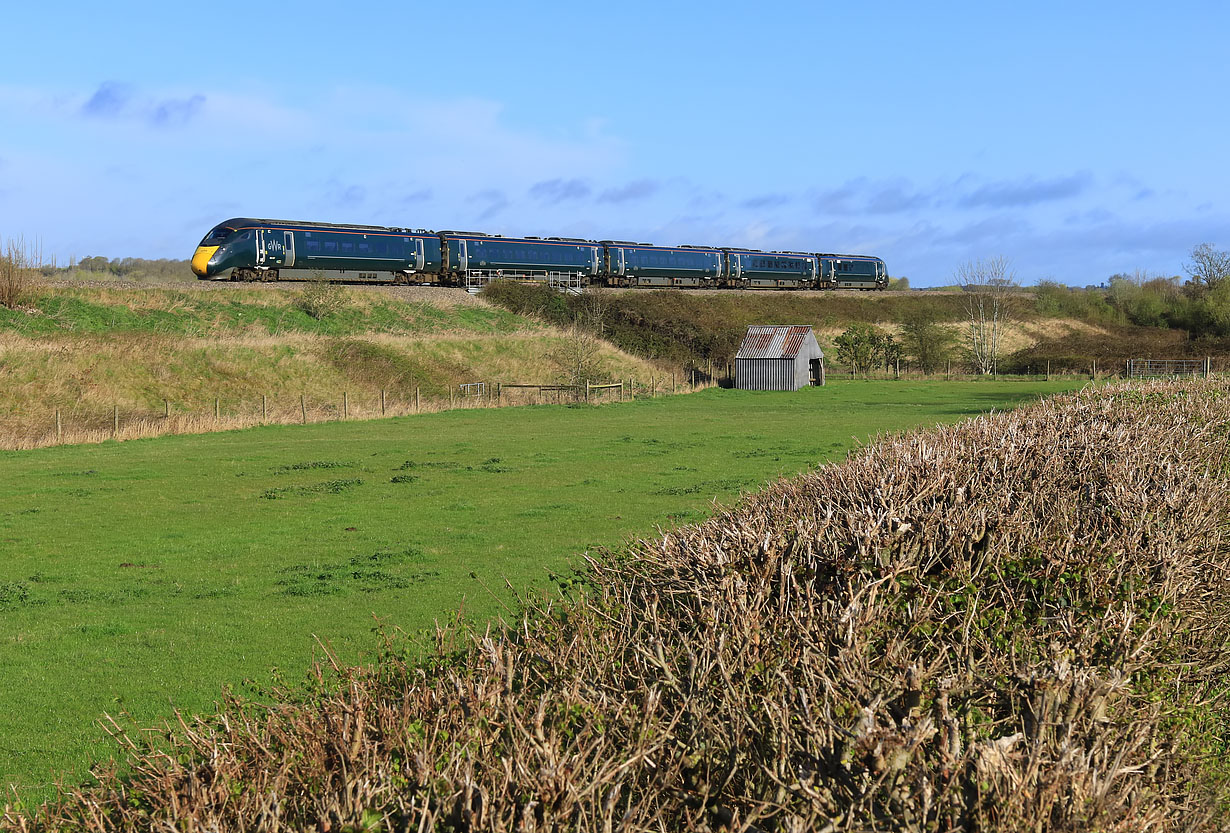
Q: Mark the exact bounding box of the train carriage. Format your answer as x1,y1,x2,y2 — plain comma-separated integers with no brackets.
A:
602,243,722,287
818,254,888,290
722,249,817,289
192,218,441,283
441,232,600,290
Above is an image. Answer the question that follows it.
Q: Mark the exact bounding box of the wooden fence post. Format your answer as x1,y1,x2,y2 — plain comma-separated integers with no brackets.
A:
55,408,62,442
164,399,169,419
415,387,420,412
214,398,220,422
1046,360,1051,381
380,389,386,416
343,391,349,419
113,404,119,437
946,361,951,381
262,394,268,422
300,394,306,424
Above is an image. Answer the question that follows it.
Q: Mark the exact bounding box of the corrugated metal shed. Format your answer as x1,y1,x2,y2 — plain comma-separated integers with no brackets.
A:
734,326,824,391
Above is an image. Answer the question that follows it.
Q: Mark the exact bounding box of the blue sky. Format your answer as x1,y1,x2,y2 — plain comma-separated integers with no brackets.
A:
1,0,1226,286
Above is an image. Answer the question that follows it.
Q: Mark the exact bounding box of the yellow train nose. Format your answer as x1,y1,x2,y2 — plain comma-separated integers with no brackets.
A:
191,245,219,277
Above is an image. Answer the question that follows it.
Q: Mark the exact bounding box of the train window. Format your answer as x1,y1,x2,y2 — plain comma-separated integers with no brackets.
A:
358,243,371,254
323,241,337,253
341,242,354,254
306,240,321,254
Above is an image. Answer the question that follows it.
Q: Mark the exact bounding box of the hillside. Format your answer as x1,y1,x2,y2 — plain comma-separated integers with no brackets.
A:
481,282,1230,373
0,284,665,448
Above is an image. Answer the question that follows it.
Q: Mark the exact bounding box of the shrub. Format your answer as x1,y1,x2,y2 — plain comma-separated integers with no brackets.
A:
0,237,36,310
294,276,349,320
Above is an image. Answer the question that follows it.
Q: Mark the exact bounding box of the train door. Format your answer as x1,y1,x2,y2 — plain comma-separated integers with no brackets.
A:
729,252,743,283
610,247,626,278
283,232,295,268
256,229,286,267
413,237,425,271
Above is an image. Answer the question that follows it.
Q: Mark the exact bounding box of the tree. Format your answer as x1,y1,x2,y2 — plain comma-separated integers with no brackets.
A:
546,325,605,393
899,309,957,373
833,323,893,377
955,256,1018,375
1184,243,1230,291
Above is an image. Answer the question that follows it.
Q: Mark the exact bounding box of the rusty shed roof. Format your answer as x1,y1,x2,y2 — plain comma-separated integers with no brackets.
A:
735,325,819,360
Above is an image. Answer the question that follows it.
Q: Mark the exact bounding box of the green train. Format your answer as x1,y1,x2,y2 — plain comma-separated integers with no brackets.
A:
192,218,889,291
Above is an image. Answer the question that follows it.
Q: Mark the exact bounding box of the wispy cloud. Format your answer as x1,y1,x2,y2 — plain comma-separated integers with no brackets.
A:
529,178,591,202
81,82,132,118
740,193,791,210
400,188,433,205
469,189,509,221
325,182,367,208
150,94,205,127
80,81,206,128
957,172,1092,208
599,179,658,203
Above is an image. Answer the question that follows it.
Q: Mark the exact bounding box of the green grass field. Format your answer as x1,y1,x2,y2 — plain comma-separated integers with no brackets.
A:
0,379,1084,799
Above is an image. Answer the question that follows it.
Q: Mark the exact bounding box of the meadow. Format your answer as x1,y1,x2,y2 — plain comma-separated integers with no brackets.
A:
0,379,1082,800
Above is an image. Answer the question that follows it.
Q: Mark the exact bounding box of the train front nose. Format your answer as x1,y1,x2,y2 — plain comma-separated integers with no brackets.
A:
191,245,220,278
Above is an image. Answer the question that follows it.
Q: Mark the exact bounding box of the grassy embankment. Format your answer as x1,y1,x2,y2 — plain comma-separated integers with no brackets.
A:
482,282,1226,372
0,380,1083,802
0,285,664,448
4,378,1227,831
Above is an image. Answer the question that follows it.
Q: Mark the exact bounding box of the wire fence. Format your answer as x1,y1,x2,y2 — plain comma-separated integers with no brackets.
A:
6,374,715,451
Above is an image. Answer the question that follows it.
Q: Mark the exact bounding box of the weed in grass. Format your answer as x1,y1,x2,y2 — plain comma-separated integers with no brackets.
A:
273,460,352,473
396,460,459,470
0,582,32,609
259,478,364,500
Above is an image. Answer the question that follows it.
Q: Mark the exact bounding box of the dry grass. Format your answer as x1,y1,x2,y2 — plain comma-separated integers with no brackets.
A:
5,378,1228,831
0,329,671,449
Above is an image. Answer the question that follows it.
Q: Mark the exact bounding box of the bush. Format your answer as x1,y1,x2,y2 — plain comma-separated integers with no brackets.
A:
0,238,35,310
294,277,349,320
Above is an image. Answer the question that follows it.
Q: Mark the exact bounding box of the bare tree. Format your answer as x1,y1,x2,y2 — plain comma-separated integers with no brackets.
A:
1184,243,1230,290
575,286,611,336
955,256,1017,375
